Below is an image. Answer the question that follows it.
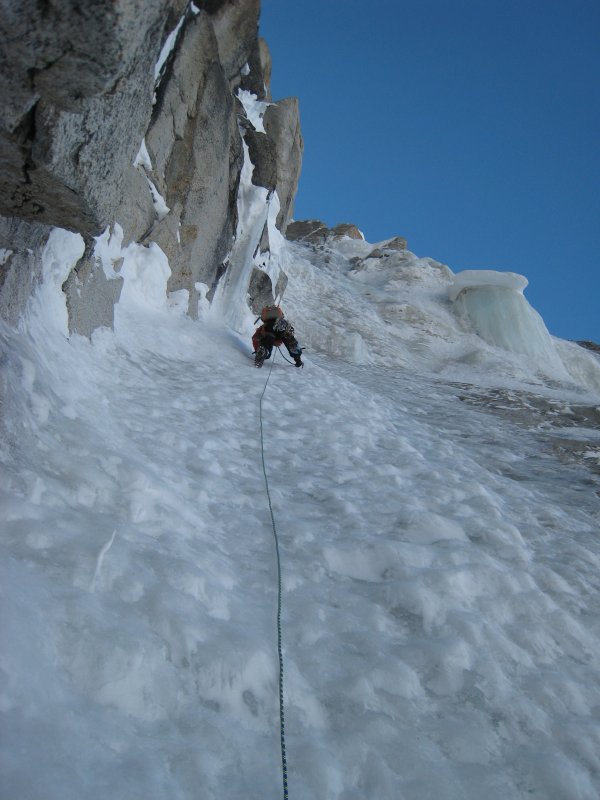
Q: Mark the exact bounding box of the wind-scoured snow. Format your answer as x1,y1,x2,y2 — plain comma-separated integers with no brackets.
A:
1,224,600,800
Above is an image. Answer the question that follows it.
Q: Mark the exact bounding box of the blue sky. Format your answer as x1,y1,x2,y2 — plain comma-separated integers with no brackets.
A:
260,0,600,343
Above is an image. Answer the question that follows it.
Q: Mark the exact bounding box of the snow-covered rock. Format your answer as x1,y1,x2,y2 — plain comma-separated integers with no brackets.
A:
0,1,302,333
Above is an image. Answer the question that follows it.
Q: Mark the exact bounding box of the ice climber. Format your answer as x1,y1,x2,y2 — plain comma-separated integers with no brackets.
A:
252,306,303,368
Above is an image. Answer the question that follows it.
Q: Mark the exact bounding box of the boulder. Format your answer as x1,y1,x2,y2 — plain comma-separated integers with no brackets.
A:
331,223,363,240
286,220,364,245
362,235,408,260
285,220,330,244
382,235,407,251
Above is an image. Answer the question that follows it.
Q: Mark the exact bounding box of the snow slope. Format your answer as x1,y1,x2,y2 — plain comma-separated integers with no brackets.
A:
1,227,600,800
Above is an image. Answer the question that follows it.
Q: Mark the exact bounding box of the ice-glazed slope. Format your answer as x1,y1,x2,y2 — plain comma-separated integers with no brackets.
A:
280,236,600,397
1,232,600,799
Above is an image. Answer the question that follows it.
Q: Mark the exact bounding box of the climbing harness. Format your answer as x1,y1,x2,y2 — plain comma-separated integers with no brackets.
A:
259,349,289,799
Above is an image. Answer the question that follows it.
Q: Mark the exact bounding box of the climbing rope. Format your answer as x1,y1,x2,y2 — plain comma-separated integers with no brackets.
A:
258,349,289,800
276,346,297,366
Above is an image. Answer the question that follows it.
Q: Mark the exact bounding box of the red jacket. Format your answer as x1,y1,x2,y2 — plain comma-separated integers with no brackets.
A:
252,324,283,351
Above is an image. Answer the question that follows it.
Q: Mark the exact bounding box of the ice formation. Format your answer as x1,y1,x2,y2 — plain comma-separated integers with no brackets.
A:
449,269,568,376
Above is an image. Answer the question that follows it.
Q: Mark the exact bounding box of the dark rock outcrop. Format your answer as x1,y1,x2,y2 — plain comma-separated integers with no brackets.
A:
240,37,273,100
367,237,408,259
331,223,363,240
382,236,407,251
577,340,600,355
243,127,278,191
286,220,366,245
285,220,330,244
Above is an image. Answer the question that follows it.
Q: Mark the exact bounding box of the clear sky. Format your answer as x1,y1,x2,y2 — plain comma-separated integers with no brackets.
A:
260,0,600,343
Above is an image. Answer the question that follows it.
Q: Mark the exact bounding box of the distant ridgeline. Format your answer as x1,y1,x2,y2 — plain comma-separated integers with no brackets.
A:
0,0,302,335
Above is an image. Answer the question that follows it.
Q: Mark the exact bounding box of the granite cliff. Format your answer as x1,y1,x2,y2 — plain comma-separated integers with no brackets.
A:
0,0,302,334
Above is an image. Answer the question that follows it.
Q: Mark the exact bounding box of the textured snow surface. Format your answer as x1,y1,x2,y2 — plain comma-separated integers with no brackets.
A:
2,230,600,800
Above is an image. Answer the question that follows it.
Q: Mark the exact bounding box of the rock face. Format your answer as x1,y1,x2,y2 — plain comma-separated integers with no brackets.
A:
263,98,303,230
331,223,363,240
0,0,303,333
63,249,124,339
0,0,167,234
577,340,600,355
367,237,408,259
285,219,331,244
247,266,288,315
286,220,366,245
141,9,244,314
0,216,52,325
203,0,261,83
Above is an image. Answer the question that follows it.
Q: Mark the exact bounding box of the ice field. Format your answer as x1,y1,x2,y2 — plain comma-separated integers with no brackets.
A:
2,211,600,800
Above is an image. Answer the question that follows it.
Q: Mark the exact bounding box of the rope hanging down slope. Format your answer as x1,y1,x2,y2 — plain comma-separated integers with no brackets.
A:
258,349,290,800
